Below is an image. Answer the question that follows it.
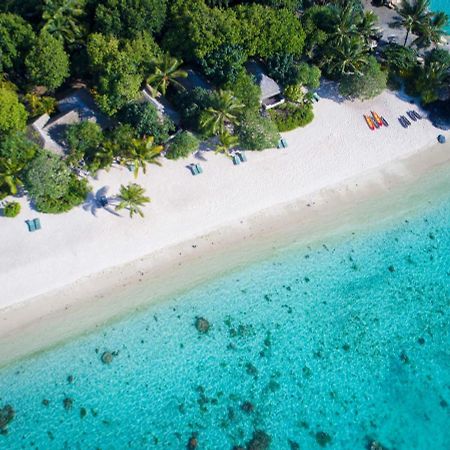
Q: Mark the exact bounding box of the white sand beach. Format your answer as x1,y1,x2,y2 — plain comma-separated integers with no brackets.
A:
0,87,449,363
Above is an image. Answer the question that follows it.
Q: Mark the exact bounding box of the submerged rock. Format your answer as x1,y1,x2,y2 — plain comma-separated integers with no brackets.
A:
288,440,300,450
63,398,73,411
101,351,114,364
400,352,410,364
315,431,332,447
195,317,210,333
187,432,198,449
42,399,50,407
366,439,388,450
0,405,15,434
247,430,271,450
241,401,254,413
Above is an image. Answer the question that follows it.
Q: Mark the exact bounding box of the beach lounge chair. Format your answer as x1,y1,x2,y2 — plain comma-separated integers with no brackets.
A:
277,139,283,149
413,111,422,120
381,117,389,127
313,93,320,102
237,152,247,163
26,220,36,232
195,164,203,174
398,117,407,128
232,154,241,165
402,115,411,126
189,164,199,175
34,218,41,230
407,111,417,122
281,138,288,148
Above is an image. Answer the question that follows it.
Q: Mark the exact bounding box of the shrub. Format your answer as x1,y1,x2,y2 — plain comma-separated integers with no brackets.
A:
284,84,303,102
3,201,21,217
165,131,199,160
25,150,91,213
339,57,387,100
269,102,314,132
223,71,261,115
236,112,280,151
118,101,175,143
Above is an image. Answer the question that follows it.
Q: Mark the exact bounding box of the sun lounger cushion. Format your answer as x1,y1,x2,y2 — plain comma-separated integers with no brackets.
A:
232,155,240,165
34,218,41,230
238,152,247,162
281,138,288,148
26,220,36,232
195,164,203,174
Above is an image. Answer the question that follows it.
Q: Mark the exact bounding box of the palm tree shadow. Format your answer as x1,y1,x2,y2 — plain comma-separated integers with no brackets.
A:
82,186,121,217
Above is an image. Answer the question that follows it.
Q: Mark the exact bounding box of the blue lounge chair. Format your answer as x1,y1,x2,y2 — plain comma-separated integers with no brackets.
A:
281,138,288,148
34,218,41,230
26,220,36,232
195,164,203,174
313,93,320,102
232,154,241,165
237,152,247,163
189,164,198,175
277,139,283,149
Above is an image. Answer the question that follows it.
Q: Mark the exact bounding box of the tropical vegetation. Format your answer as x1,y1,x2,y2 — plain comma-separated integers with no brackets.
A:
0,0,448,215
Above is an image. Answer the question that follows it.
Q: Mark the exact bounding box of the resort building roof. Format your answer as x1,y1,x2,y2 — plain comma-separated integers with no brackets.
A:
246,61,284,109
141,88,181,126
31,88,112,156
175,68,211,92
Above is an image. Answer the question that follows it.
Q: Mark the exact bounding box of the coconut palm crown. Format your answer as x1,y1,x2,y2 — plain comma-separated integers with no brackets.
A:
200,90,244,136
115,183,150,218
147,53,188,96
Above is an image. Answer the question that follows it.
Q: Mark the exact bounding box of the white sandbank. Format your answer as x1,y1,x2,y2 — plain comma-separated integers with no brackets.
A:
0,87,449,365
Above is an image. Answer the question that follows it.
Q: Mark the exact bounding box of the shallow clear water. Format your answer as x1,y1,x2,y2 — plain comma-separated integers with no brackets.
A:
1,191,449,449
430,0,450,33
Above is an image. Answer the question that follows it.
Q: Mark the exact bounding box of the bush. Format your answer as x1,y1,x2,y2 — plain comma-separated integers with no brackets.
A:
223,71,261,115
25,150,91,213
269,102,314,132
339,57,387,100
165,131,199,160
284,84,303,102
236,112,280,151
118,101,175,143
3,201,21,217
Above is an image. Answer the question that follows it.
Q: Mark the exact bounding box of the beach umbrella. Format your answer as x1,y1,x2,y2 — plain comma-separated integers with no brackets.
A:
437,135,446,144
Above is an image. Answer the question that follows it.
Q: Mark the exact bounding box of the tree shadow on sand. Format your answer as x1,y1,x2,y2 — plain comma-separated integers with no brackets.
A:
82,186,121,217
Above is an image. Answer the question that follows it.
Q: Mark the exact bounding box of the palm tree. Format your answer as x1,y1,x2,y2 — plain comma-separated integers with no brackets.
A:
324,36,369,77
328,2,360,48
125,136,164,179
393,0,430,46
0,158,25,196
215,132,239,157
42,0,85,46
358,11,380,46
115,183,150,218
414,60,450,103
146,53,188,96
200,90,244,136
413,11,449,48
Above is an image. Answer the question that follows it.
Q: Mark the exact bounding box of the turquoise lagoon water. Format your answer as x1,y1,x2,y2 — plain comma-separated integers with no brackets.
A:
430,0,450,33
1,190,450,449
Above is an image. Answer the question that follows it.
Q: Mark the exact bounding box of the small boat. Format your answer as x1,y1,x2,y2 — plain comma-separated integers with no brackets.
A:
413,111,422,120
398,117,408,128
407,111,417,122
364,115,375,130
371,111,383,126
381,116,389,127
402,115,411,126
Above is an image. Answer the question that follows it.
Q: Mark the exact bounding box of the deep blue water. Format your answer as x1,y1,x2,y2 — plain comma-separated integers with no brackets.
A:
0,191,449,449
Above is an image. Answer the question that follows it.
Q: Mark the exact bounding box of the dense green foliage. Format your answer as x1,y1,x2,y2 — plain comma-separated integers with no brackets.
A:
165,131,200,160
116,182,150,218
339,56,387,100
269,102,314,131
118,102,175,143
25,31,69,91
236,112,280,151
25,151,90,213
0,0,448,216
3,201,21,217
0,86,28,134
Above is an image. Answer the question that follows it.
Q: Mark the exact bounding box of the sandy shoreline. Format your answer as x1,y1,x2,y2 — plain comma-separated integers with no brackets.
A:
1,141,449,367
0,87,449,365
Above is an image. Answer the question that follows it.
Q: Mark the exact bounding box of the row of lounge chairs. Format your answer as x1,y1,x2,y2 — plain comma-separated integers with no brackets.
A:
399,110,422,128
189,151,251,175
26,218,41,232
